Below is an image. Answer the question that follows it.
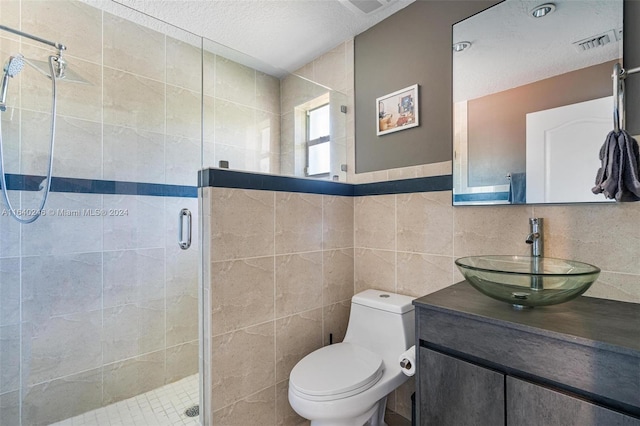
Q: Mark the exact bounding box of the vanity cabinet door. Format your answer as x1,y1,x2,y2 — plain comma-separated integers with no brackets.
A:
419,348,504,426
507,376,640,426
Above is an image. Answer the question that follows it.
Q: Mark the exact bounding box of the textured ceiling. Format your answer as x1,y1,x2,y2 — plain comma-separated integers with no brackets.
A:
112,0,415,76
453,0,623,102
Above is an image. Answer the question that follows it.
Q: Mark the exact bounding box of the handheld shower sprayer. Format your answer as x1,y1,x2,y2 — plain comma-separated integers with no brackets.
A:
0,55,24,111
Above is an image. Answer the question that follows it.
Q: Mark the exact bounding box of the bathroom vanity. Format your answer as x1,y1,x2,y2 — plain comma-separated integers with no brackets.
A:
414,282,640,425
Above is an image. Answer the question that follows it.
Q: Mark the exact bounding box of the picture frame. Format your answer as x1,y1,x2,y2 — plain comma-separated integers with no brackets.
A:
376,84,419,136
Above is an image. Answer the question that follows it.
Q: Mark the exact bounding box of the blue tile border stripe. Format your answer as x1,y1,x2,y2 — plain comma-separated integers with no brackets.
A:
198,168,453,197
1,173,198,198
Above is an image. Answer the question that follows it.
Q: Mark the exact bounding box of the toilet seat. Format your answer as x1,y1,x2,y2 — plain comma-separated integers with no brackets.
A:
289,342,384,402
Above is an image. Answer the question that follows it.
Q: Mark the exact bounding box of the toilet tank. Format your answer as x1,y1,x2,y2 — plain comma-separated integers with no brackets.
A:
343,290,415,361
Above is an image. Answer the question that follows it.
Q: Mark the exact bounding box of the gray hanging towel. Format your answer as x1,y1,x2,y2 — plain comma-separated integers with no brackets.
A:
592,130,640,201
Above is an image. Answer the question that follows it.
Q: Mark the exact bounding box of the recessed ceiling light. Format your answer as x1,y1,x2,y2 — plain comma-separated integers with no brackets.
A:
531,3,556,18
453,41,471,52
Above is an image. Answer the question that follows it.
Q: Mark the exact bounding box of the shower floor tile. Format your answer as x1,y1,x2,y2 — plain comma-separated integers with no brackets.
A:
51,374,199,426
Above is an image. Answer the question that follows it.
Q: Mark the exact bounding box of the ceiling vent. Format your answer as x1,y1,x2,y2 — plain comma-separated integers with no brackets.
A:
339,0,397,15
572,29,621,52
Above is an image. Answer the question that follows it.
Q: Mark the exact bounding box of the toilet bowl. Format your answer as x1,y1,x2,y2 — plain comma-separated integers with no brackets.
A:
288,289,415,426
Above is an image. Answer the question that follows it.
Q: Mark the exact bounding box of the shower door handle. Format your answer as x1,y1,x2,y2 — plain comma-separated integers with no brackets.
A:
178,208,192,250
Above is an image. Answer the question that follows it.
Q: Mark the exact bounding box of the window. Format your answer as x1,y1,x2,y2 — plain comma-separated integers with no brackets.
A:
306,104,330,176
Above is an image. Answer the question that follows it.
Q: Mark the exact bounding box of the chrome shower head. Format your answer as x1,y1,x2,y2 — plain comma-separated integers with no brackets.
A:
5,55,24,77
0,55,24,111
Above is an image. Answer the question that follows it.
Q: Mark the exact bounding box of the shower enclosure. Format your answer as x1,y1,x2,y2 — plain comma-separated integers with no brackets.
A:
0,1,201,424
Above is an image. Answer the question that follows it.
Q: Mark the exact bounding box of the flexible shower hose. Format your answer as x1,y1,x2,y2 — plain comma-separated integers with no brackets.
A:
0,55,57,224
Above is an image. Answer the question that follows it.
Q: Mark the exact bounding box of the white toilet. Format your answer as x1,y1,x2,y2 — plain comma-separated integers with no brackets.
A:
288,289,415,426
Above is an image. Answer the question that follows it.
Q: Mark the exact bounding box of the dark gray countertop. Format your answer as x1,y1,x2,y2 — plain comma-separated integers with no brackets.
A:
414,282,640,357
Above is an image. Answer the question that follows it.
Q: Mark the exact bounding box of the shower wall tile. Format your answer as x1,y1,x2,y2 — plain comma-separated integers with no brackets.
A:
165,340,198,385
102,299,165,364
211,256,274,336
166,37,202,92
212,322,275,409
21,112,103,180
0,106,20,174
215,56,256,107
102,350,166,405
166,293,199,347
166,241,199,299
165,135,201,186
21,192,103,256
313,42,347,93
166,85,201,139
354,248,395,294
323,300,351,345
103,195,165,251
210,188,274,261
584,271,640,304
0,324,20,394
203,95,216,142
256,72,281,114
21,0,102,64
0,202,20,258
21,367,102,426
103,12,165,81
103,68,165,132
22,309,102,386
275,308,323,383
214,99,257,150
323,195,354,250
103,248,165,308
323,248,354,305
275,252,323,318
0,258,20,326
202,51,216,97
213,385,276,426
0,2,20,39
354,195,396,250
275,192,322,254
0,390,19,426
21,252,102,324
103,125,165,184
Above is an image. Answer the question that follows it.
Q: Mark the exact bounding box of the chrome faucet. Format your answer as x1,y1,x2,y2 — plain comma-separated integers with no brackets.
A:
526,218,543,291
526,218,543,257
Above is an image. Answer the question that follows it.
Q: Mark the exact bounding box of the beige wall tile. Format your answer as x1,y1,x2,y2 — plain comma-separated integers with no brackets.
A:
323,300,351,345
166,85,201,139
214,98,257,151
276,309,323,383
166,293,199,346
354,195,395,250
276,252,323,318
214,385,276,425
212,322,275,409
103,125,165,184
313,42,347,93
102,351,165,405
22,0,102,64
453,205,533,257
211,256,274,336
583,272,640,304
165,340,199,384
354,248,395,293
0,2,20,38
396,253,453,298
276,380,309,426
215,56,256,107
276,193,323,254
103,68,165,132
0,390,19,426
323,248,355,305
0,324,20,394
323,195,354,250
257,71,281,114
166,37,202,92
397,191,453,256
534,203,640,275
103,12,165,81
211,188,274,261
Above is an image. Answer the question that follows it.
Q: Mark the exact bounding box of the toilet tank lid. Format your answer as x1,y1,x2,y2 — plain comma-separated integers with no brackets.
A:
352,290,415,314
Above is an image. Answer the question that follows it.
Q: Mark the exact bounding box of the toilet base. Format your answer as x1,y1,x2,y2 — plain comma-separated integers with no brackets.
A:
309,396,387,426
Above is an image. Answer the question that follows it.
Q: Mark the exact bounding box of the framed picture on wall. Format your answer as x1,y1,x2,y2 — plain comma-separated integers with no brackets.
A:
376,84,419,136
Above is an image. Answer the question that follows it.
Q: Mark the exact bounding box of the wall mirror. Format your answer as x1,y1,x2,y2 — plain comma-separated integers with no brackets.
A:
452,0,623,205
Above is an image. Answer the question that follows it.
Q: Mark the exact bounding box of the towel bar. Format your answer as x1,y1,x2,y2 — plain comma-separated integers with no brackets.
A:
613,63,640,133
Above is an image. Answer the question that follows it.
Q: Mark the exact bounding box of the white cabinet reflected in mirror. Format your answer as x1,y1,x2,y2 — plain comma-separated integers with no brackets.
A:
452,0,623,205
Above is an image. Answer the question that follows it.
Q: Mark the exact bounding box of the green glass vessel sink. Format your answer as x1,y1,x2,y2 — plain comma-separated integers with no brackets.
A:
455,255,600,308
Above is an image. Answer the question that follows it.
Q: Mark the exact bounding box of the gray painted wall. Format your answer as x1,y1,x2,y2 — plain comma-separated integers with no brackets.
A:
354,0,498,173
